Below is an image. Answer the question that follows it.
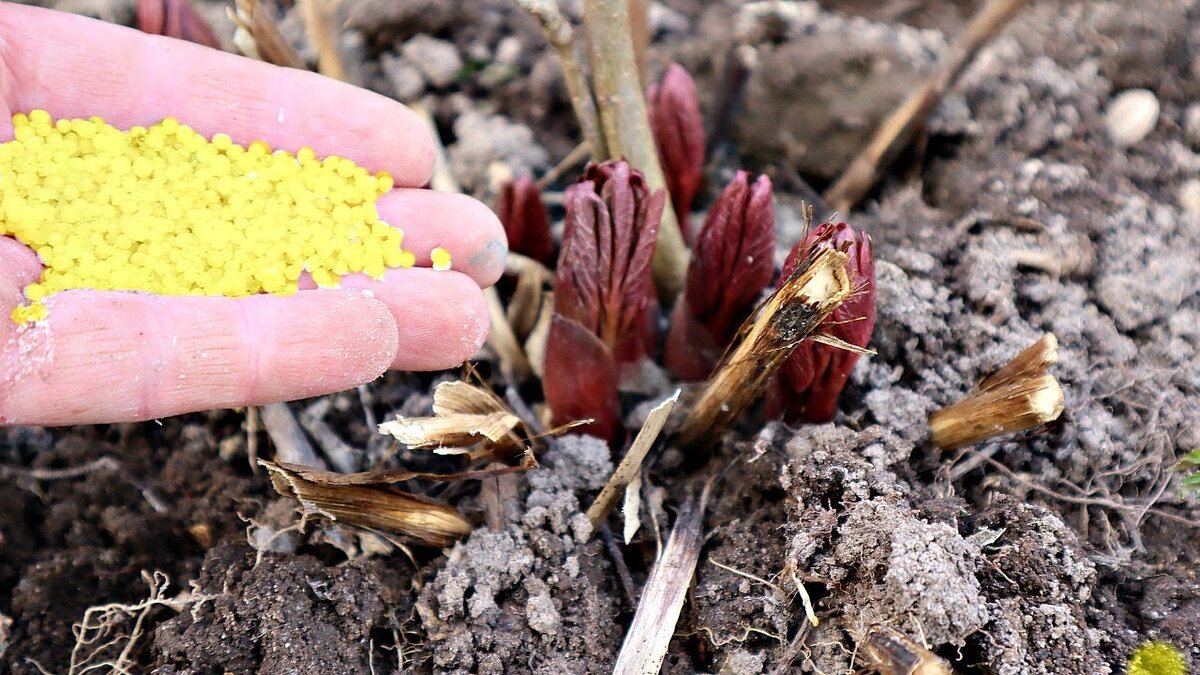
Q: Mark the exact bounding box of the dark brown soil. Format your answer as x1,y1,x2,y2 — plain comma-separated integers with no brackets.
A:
3,0,1199,673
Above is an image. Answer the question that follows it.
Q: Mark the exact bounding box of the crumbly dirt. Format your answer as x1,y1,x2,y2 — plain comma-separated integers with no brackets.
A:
3,0,1200,673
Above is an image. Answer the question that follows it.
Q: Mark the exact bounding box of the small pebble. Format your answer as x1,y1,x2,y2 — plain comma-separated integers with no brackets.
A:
1183,103,1200,148
402,35,463,89
1179,179,1200,213
1105,89,1160,147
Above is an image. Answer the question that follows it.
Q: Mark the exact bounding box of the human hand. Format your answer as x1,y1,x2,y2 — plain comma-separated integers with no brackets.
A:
0,4,506,426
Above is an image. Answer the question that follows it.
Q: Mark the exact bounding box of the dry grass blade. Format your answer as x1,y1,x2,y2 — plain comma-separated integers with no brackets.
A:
297,0,348,81
586,390,680,530
823,0,1030,212
260,461,473,547
227,0,305,69
930,333,1064,450
860,628,954,675
676,246,852,449
611,480,714,674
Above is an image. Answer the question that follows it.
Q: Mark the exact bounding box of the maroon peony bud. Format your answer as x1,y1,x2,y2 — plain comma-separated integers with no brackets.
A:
497,176,554,265
137,0,220,49
648,63,706,242
544,160,665,445
665,171,775,380
767,221,876,423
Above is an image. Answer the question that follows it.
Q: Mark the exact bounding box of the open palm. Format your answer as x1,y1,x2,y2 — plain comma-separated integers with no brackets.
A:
0,4,505,426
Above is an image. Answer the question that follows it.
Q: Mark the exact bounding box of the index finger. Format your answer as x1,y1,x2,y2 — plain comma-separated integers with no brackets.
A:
0,3,435,186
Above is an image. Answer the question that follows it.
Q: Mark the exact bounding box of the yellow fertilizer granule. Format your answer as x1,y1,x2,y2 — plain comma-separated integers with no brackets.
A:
1,110,449,324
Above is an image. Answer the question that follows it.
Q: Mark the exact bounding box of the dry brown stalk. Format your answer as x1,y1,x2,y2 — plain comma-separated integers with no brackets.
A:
676,246,853,449
860,628,954,675
823,0,1030,212
227,0,305,69
297,0,349,81
583,0,689,297
628,0,651,87
514,0,608,159
929,333,1064,450
586,390,680,530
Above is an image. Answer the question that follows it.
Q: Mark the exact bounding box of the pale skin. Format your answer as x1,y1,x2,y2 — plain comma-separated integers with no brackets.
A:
0,4,506,426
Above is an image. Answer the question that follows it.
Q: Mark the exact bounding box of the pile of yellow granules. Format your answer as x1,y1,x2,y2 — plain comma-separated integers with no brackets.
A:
1,110,449,324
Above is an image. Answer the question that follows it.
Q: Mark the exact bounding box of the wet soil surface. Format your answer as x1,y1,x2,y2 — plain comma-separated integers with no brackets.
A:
3,0,1199,673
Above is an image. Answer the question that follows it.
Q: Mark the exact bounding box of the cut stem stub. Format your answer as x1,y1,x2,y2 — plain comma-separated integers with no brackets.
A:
930,333,1064,451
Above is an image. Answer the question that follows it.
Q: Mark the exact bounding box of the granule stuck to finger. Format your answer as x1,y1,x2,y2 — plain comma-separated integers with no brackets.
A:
0,110,440,324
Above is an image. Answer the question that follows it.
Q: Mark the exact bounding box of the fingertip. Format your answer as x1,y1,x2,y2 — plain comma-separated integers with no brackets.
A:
317,289,401,385
378,189,509,287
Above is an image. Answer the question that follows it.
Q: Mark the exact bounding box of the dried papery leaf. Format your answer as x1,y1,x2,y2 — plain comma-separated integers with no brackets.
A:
227,0,306,68
677,245,853,450
432,380,511,417
525,290,555,378
485,286,533,382
505,253,553,339
498,178,555,265
261,461,472,547
556,161,664,354
648,63,706,240
768,221,876,423
861,628,954,675
543,315,623,445
138,0,220,48
930,334,1064,450
379,412,521,449
666,172,775,380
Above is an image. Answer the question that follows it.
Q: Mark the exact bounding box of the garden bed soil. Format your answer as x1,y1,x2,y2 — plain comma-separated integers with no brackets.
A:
2,0,1199,673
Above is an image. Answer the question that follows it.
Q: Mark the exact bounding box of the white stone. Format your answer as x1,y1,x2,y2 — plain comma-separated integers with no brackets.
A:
1105,89,1160,147
1179,179,1200,213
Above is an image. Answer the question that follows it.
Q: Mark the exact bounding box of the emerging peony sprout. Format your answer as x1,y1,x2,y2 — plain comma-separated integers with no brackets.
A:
648,63,706,241
137,0,220,49
767,221,876,423
665,171,775,380
543,161,664,445
497,176,555,265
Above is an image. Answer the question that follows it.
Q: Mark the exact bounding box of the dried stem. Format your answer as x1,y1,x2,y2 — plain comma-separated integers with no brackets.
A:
628,0,651,87
227,0,305,69
297,0,349,81
677,247,852,449
823,0,1030,212
260,402,326,469
515,0,608,160
611,479,715,674
583,0,688,297
930,333,1064,450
